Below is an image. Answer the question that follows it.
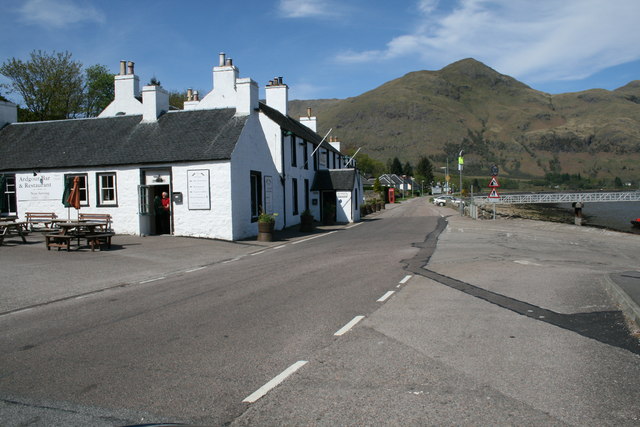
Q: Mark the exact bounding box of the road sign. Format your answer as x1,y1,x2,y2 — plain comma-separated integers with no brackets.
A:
488,177,500,188
488,188,500,198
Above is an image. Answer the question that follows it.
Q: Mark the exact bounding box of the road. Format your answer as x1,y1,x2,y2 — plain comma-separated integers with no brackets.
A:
1,199,438,425
1,198,639,426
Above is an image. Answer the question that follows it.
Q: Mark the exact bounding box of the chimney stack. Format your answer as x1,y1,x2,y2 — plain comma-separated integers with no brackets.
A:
299,105,316,131
266,76,288,115
142,84,169,122
98,59,143,117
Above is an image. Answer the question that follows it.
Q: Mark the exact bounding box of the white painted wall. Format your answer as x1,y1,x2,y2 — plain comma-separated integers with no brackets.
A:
13,167,142,234
229,113,283,239
171,161,234,240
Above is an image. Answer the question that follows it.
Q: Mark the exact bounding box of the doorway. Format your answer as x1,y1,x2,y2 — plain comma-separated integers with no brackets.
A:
151,185,171,234
321,191,336,225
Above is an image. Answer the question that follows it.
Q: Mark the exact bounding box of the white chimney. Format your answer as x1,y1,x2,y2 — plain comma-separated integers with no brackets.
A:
265,76,288,115
98,60,143,117
142,84,169,122
236,78,259,115
0,100,17,128
329,136,341,152
299,106,316,132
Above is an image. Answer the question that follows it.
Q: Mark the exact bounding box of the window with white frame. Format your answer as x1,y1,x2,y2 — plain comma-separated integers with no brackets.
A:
64,174,89,206
97,172,117,206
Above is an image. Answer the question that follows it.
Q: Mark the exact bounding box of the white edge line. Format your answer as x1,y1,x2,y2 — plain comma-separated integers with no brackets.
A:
251,250,266,256
376,291,395,302
292,230,338,245
346,222,363,229
272,245,286,250
399,275,412,284
334,315,365,336
242,360,308,403
139,277,165,284
185,267,206,273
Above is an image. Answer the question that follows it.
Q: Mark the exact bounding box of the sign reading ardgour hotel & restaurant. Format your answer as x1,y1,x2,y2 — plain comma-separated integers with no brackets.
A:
187,170,211,210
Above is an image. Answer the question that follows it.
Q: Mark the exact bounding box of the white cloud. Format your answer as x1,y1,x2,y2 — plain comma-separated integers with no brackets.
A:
278,0,335,18
337,0,640,84
18,0,105,28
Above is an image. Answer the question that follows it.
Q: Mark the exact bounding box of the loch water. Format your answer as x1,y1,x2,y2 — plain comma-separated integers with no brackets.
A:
555,201,640,235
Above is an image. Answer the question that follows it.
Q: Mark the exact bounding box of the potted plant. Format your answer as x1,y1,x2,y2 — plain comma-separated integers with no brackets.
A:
300,209,313,232
257,211,277,241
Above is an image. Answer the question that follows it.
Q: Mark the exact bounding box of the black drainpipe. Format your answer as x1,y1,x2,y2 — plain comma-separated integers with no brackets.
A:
281,130,287,229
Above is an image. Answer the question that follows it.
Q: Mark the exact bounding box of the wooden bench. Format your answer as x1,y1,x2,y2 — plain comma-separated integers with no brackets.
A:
25,212,58,231
78,213,112,231
84,232,115,252
45,233,73,251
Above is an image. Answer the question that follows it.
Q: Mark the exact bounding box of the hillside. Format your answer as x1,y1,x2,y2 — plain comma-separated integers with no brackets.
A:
289,59,640,180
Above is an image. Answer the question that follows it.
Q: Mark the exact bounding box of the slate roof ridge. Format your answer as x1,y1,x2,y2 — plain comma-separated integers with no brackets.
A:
258,101,340,154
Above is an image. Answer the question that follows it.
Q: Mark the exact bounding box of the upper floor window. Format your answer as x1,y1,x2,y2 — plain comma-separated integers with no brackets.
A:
303,140,309,170
290,135,297,167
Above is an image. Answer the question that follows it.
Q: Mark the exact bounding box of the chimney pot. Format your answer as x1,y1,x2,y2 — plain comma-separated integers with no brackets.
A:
127,61,135,75
119,60,126,75
307,107,311,118
219,52,226,67
278,77,283,85
187,88,193,101
194,90,199,101
226,58,233,66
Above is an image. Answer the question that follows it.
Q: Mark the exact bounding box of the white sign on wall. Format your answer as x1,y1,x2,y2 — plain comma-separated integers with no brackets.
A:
264,175,273,214
337,191,351,206
17,174,62,201
187,169,211,210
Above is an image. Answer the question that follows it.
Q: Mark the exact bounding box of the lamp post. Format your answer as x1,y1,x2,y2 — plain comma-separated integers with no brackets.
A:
458,150,464,215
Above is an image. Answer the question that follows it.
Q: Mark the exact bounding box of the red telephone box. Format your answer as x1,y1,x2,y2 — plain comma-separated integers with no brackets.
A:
388,188,395,204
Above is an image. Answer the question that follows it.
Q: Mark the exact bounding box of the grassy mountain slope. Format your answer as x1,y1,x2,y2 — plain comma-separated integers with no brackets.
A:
289,59,640,180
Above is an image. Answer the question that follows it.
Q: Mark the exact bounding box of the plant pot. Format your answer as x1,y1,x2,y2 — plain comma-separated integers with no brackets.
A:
257,221,274,241
300,215,313,232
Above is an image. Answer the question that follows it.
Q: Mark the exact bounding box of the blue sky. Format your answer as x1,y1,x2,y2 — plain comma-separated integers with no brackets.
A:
1,0,639,105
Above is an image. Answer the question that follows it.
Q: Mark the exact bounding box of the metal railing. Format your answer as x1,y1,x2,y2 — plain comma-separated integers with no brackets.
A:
473,191,640,205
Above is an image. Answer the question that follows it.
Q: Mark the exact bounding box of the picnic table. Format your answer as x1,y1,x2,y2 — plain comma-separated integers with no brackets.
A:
45,221,114,251
0,220,29,245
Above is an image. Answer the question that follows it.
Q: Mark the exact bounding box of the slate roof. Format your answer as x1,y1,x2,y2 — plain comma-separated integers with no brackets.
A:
0,109,247,172
311,169,357,191
258,102,339,154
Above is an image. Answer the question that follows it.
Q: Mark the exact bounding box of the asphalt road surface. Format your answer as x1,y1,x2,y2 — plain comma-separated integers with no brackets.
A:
1,198,639,426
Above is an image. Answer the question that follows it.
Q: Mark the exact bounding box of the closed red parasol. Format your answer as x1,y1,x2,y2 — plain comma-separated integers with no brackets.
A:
67,176,81,210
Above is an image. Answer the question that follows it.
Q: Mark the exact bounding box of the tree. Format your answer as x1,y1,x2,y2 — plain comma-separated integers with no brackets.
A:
415,156,434,183
169,90,187,110
403,161,413,177
1,50,84,120
389,157,403,175
84,64,114,117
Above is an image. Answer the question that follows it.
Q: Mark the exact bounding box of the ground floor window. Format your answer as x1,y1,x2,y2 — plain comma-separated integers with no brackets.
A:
63,174,89,206
97,172,117,206
1,174,16,215
250,170,262,221
292,178,299,215
304,179,310,212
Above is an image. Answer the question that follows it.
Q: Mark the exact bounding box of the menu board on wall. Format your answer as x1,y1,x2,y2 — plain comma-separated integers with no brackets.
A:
187,169,211,210
264,175,273,214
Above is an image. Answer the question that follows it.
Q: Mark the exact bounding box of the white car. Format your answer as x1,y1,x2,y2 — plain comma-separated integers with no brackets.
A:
433,195,462,206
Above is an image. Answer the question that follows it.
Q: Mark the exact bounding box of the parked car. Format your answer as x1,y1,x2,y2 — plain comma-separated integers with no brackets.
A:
433,195,463,206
